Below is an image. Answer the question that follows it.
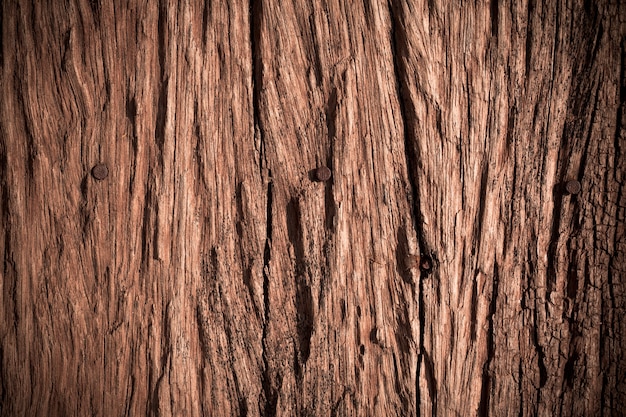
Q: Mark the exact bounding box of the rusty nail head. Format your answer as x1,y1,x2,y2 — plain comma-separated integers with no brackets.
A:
565,180,581,195
315,166,332,182
420,255,432,272
91,163,109,180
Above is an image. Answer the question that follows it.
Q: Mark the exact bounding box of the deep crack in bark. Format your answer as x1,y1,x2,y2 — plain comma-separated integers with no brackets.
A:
387,1,431,413
250,1,277,415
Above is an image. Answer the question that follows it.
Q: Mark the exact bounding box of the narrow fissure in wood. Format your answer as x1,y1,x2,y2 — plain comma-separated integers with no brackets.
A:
260,177,276,417
478,265,498,416
387,1,428,412
155,2,169,171
249,1,276,415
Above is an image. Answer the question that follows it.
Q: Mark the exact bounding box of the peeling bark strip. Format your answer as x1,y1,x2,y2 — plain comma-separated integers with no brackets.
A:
0,1,624,416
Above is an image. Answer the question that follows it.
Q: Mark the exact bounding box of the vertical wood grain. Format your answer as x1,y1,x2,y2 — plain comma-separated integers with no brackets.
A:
391,0,625,415
253,0,419,415
1,0,624,416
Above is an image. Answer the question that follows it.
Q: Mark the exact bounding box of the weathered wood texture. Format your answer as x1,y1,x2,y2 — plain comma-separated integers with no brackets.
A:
0,0,624,416
393,1,626,416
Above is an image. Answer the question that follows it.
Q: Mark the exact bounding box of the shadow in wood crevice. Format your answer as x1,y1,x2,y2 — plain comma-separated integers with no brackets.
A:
531,306,549,390
325,87,338,141
395,226,414,285
127,96,140,191
324,180,336,233
478,365,491,417
286,196,305,263
260,179,276,417
154,77,168,170
563,350,580,389
387,0,431,262
295,281,313,368
470,162,490,289
250,0,266,181
547,183,565,294
238,398,249,417
566,252,579,300
155,3,169,171
286,196,313,369
79,175,92,240
489,0,499,38
0,5,3,68
87,0,100,25
421,351,438,416
325,85,339,235
126,95,137,130
393,303,414,355
201,0,209,49
260,371,280,417
469,276,479,343
193,126,205,190
60,29,71,72
478,265,498,416
195,303,211,359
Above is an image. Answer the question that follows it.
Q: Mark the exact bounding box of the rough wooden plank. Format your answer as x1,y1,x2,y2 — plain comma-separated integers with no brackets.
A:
1,1,264,416
391,0,626,415
1,0,624,416
252,0,420,415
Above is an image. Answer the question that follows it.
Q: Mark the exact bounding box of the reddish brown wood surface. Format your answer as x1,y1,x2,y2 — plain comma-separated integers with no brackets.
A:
0,1,624,416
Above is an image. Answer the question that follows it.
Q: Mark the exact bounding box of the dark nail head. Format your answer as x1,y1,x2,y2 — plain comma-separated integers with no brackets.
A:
315,166,332,182
91,164,109,180
565,180,581,195
420,255,432,272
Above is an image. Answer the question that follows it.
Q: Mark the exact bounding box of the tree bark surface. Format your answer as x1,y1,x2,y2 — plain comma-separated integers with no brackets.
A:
0,1,624,416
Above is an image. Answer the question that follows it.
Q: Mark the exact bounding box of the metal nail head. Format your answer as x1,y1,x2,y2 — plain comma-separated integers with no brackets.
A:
420,255,433,272
91,163,109,180
315,166,332,182
565,180,581,195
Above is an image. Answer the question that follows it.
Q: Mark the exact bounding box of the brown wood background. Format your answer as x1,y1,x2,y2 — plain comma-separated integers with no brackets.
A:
0,0,624,416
